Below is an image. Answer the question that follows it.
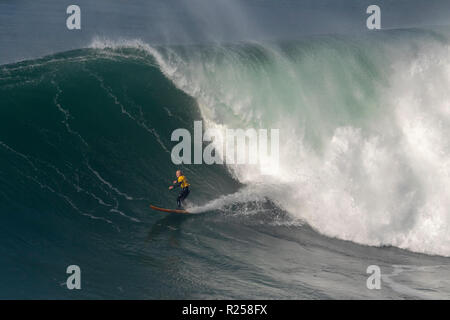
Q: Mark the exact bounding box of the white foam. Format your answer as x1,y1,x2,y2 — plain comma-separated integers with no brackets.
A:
89,36,450,256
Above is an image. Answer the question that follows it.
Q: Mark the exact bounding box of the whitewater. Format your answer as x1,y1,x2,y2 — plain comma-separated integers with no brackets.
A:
91,29,450,257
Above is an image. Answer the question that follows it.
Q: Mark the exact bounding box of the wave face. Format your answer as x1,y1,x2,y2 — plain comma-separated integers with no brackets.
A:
1,29,450,299
92,29,450,257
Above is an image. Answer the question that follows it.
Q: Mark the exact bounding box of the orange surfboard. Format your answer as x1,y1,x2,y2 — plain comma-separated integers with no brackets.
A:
150,205,189,214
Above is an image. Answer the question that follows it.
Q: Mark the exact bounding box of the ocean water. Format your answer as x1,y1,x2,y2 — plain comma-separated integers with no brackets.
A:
1,28,450,299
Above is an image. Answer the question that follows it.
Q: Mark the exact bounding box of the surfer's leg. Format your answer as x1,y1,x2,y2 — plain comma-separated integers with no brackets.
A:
177,193,182,208
183,187,190,200
177,188,190,208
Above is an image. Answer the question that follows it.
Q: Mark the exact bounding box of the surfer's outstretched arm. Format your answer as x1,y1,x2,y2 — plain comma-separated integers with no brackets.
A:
169,180,182,190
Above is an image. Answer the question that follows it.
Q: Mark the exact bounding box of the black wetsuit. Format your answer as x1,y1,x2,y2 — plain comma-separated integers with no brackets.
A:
176,187,190,208
172,176,190,208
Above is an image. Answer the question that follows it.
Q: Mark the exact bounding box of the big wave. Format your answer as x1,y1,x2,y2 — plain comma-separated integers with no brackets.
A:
91,28,450,256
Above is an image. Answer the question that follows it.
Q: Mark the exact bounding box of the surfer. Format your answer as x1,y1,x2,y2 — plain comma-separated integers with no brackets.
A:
169,170,190,208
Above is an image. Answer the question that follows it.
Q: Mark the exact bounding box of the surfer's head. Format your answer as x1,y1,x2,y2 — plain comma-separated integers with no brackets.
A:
176,170,182,177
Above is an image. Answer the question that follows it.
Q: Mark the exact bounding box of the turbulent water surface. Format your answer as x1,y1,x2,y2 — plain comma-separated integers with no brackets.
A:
1,28,450,299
